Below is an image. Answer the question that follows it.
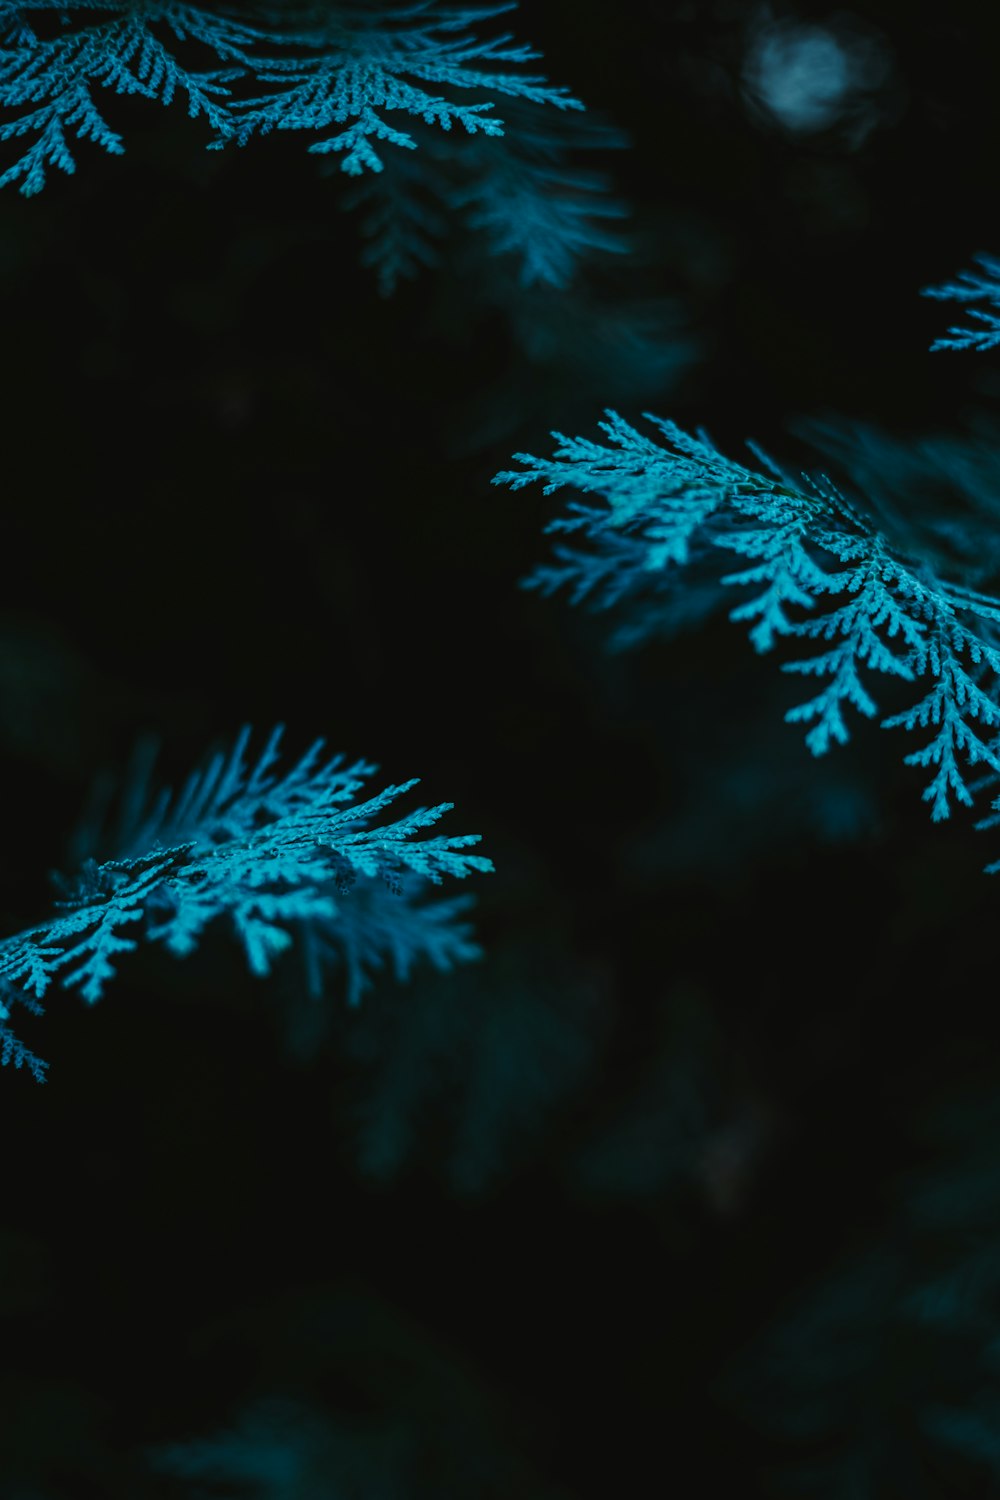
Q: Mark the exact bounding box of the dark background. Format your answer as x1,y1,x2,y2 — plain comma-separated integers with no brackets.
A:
2,1,1000,1495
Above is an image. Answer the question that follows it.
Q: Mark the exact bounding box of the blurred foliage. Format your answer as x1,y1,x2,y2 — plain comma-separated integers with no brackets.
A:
1,1,1000,1496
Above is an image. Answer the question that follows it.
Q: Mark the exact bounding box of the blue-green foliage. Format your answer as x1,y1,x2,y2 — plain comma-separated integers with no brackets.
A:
153,1398,387,1500
0,726,491,1081
0,1,575,184
923,253,1000,351
801,416,1000,588
0,0,256,193
452,103,627,287
234,1,580,168
496,412,1000,821
335,96,630,294
0,985,47,1082
0,1,622,289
